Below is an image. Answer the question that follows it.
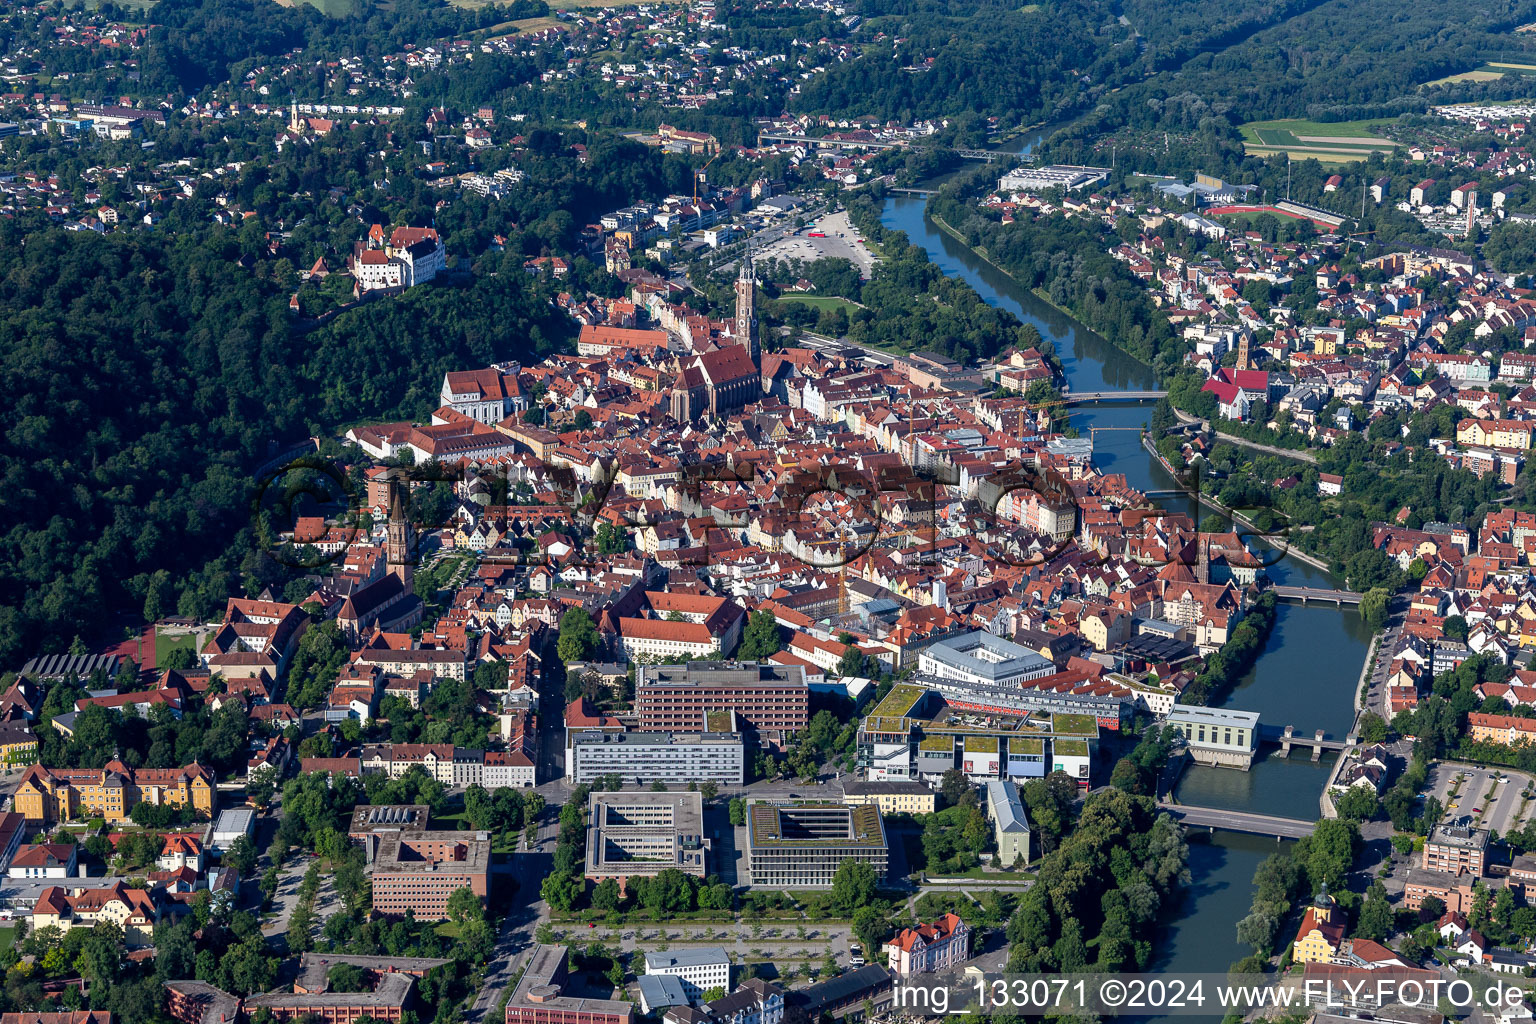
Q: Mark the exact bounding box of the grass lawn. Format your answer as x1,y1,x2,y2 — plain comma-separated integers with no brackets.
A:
0,926,16,953
777,294,861,313
154,629,197,668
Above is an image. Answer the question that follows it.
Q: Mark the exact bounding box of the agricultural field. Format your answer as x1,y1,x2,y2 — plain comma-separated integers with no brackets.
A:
1239,118,1400,162
1425,61,1536,86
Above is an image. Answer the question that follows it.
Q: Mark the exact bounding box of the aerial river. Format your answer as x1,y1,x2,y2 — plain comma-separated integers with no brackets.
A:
880,188,1375,981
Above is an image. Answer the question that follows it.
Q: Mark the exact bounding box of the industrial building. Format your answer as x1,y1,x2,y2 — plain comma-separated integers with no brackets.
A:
1166,704,1259,769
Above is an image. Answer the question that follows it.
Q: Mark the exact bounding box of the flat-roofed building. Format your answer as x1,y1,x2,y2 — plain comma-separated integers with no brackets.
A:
745,802,887,888
983,780,1031,866
636,662,808,741
348,804,431,863
840,780,936,816
240,953,449,1023
586,792,708,891
506,944,634,1024
917,632,1056,689
569,729,744,786
165,979,239,1024
1424,824,1489,877
1166,704,1259,769
370,830,491,919
644,948,730,1002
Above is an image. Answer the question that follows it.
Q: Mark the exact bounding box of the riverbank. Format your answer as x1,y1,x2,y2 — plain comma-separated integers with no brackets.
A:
926,211,1161,380
1141,435,1337,576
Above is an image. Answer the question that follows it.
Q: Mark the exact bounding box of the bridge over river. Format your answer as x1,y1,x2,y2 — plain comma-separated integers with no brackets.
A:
1060,389,1169,404
1271,585,1362,606
1156,802,1317,840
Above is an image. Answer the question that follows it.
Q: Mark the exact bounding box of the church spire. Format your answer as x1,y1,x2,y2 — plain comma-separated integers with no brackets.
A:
735,242,759,369
386,475,414,596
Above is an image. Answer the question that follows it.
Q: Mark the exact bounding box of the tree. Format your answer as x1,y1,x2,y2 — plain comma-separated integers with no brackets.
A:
446,885,484,924
852,904,889,958
1357,884,1393,942
738,611,783,660
728,798,746,826
1359,588,1391,631
1444,615,1469,642
939,769,973,807
1334,786,1379,822
592,879,622,911
830,859,878,915
557,608,600,664
573,409,593,430
225,834,257,877
1358,712,1389,744
541,871,583,911
698,780,719,801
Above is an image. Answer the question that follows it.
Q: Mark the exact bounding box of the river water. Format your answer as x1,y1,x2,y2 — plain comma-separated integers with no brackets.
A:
880,194,1374,980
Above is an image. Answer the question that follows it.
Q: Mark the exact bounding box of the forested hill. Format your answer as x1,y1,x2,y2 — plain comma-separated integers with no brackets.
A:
0,218,569,665
787,0,1140,135
138,0,543,94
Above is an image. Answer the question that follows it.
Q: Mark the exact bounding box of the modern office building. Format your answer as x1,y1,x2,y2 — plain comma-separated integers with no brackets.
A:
745,802,887,888
1165,704,1259,769
916,632,1057,689
568,729,744,786
505,944,635,1024
586,792,709,890
644,948,731,1002
983,780,1031,866
1424,824,1489,877
635,662,808,740
370,830,491,919
857,683,1098,785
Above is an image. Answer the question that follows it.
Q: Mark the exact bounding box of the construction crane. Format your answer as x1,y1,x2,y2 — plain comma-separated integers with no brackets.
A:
694,151,723,204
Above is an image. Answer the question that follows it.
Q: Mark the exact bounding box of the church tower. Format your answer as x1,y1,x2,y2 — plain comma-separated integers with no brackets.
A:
735,246,759,368
386,477,414,596
1235,333,1252,372
289,96,300,134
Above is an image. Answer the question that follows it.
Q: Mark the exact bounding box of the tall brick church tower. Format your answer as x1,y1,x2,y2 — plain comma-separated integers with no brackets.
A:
386,477,414,596
735,246,759,368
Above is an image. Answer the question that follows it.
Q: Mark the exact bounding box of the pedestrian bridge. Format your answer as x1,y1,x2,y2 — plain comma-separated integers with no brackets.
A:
1156,802,1316,840
1060,390,1169,404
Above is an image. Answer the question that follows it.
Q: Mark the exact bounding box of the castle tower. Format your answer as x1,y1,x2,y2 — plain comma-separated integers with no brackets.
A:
735,245,759,368
1195,534,1210,586
386,477,414,596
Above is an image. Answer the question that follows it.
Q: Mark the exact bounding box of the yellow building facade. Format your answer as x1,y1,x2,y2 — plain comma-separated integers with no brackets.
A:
14,760,214,824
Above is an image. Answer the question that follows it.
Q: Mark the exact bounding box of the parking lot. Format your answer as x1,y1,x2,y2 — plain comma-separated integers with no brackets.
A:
756,210,877,278
1427,763,1536,837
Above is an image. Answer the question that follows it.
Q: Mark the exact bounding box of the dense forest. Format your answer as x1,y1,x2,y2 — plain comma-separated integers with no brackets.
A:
789,0,1139,138
139,0,542,93
0,216,570,665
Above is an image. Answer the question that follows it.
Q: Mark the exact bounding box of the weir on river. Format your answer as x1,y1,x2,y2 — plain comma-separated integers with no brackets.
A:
880,181,1374,992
